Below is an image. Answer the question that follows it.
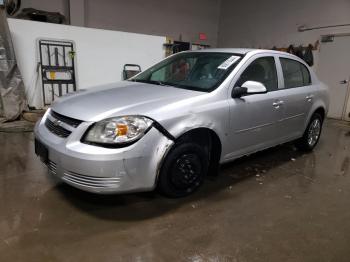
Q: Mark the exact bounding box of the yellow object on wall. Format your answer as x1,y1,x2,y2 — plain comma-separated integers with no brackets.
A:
49,71,56,80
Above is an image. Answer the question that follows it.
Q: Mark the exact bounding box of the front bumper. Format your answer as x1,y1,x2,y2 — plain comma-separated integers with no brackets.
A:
34,113,174,194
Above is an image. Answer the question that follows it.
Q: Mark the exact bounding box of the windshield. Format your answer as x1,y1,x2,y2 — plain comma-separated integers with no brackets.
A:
130,52,243,92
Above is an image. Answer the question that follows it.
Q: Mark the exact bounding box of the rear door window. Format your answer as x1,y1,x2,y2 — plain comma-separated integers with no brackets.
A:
280,58,311,88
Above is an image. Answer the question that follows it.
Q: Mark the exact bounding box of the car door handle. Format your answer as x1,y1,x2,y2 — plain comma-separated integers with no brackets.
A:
340,79,349,84
306,95,314,102
273,100,284,108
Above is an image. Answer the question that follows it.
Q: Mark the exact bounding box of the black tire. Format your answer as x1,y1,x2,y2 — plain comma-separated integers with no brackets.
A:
158,142,209,198
295,113,323,152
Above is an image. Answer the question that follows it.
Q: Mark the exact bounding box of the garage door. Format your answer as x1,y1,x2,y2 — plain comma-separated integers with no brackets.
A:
318,35,350,121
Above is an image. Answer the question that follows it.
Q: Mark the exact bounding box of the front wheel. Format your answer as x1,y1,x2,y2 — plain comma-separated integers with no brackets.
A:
295,113,323,151
157,142,209,198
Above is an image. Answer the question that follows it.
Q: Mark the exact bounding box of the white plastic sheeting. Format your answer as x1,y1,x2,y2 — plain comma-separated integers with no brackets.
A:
8,18,166,109
0,9,26,122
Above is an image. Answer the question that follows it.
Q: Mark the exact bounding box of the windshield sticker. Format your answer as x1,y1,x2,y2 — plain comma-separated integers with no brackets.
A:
218,56,240,70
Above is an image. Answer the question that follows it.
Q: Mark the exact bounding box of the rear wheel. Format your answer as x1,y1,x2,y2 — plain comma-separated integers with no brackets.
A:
296,113,323,151
158,142,208,198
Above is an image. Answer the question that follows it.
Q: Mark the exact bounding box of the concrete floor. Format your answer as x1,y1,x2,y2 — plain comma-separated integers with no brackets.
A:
1,120,350,262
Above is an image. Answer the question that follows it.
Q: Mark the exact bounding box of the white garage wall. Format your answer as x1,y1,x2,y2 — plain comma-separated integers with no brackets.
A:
218,0,350,48
217,0,350,71
19,0,221,47
84,0,221,47
8,18,166,109
218,0,350,47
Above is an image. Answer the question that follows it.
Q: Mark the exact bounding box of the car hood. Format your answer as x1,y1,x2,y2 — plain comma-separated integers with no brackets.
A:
51,81,204,122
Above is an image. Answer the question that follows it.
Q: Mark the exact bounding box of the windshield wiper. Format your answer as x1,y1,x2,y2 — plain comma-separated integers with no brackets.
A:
129,79,171,86
154,81,167,86
128,79,143,83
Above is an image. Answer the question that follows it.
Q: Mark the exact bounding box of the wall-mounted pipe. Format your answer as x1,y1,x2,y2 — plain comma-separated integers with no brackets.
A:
298,23,350,32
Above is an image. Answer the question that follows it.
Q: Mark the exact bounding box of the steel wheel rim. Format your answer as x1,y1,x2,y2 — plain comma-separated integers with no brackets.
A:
307,118,321,147
170,153,202,190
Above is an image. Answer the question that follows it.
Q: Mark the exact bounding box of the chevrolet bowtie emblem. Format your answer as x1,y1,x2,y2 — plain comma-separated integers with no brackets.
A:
52,119,62,126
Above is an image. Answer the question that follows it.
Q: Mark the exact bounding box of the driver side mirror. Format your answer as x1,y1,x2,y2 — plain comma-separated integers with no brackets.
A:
232,81,267,98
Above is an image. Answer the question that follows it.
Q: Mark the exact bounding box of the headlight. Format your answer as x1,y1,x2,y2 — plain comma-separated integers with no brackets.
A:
83,116,153,146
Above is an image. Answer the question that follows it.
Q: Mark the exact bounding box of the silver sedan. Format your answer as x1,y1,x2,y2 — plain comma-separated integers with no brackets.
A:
34,49,329,197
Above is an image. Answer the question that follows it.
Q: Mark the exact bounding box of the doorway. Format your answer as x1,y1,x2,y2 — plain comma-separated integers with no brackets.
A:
318,35,350,121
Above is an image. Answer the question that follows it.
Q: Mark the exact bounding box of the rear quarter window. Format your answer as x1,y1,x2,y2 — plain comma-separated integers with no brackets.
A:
280,58,311,89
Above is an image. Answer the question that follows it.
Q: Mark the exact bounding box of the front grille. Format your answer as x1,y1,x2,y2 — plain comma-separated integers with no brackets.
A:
50,110,82,128
45,118,72,138
44,110,83,138
62,171,122,189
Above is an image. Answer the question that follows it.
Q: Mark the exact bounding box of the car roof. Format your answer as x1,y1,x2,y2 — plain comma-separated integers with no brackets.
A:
192,48,289,56
190,48,307,64
192,48,254,54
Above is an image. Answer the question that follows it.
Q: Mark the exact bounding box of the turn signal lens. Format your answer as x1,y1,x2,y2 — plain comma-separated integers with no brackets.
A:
117,124,128,136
